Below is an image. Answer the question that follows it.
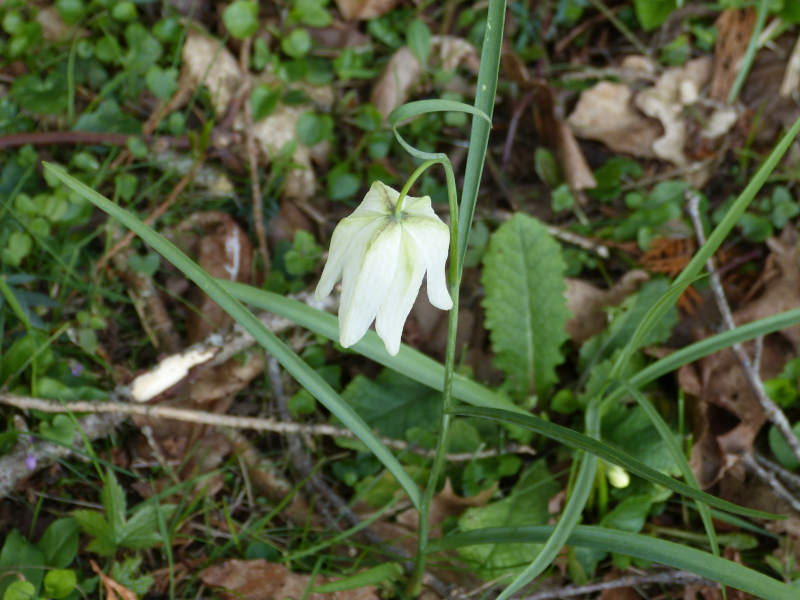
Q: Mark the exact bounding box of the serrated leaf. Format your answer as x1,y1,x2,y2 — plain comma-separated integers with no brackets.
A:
72,510,113,546
457,460,560,579
101,468,126,537
482,214,569,397
121,505,176,550
341,370,440,439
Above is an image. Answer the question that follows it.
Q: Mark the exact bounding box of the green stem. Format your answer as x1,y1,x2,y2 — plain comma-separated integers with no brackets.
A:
396,159,439,218
727,0,768,105
408,159,460,596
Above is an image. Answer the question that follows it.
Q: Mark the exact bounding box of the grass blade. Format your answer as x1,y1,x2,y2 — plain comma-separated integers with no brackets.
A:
621,381,720,559
43,163,424,511
427,525,797,600
450,406,782,520
494,402,600,600
221,281,524,414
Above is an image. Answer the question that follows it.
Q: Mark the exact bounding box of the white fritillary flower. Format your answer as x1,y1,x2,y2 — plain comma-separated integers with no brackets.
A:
315,181,453,356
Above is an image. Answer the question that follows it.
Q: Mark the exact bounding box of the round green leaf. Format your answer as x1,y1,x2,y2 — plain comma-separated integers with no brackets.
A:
223,0,259,40
281,28,311,58
44,569,77,599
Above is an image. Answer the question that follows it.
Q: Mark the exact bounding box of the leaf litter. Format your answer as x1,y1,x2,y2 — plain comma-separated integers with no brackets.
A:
5,1,800,598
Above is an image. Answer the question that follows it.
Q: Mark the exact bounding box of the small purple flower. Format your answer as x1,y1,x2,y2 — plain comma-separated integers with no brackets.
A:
25,454,37,471
70,363,84,377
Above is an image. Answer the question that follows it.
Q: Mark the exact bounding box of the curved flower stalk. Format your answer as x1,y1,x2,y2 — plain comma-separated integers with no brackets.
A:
315,181,453,356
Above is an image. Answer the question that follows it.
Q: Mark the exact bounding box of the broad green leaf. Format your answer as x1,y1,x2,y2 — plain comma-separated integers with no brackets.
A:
223,0,258,39
451,406,780,520
482,214,569,396
457,460,560,578
428,525,798,600
579,278,677,372
601,404,680,477
600,495,652,532
44,163,423,511
341,370,440,439
39,414,75,446
38,518,80,568
71,510,112,540
0,530,46,597
634,0,677,31
407,20,432,65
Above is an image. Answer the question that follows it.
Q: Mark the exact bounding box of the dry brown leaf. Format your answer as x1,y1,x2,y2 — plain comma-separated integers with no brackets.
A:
179,29,241,116
567,81,662,157
396,478,496,532
334,0,399,21
681,232,800,487
91,560,137,600
168,212,253,343
199,560,380,600
554,120,597,193
710,9,756,102
634,58,713,168
371,36,479,119
565,270,650,344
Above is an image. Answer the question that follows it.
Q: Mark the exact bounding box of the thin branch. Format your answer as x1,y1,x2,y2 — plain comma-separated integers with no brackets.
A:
754,452,800,494
686,192,800,466
740,452,800,512
519,571,715,600
239,37,271,271
0,393,531,462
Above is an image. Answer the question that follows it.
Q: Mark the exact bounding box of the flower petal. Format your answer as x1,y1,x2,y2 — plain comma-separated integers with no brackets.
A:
402,215,453,310
315,214,380,301
375,231,426,355
352,181,398,217
339,218,402,347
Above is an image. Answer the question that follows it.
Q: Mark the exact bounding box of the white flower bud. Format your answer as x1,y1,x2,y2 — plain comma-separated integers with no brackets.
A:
315,181,452,356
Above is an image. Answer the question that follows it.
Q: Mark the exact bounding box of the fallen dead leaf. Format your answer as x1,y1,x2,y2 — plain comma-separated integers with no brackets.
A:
681,231,800,487
709,8,756,102
567,80,662,158
91,560,137,600
179,28,241,116
333,0,399,21
371,36,480,119
199,559,380,600
565,270,650,345
396,478,496,532
634,58,713,168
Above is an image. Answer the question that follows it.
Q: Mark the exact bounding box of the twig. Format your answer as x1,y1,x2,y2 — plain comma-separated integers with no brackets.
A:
0,411,125,500
0,394,532,462
239,37,271,271
97,155,206,274
0,131,190,150
519,571,715,600
754,452,800,494
496,210,610,258
740,452,800,513
686,192,800,466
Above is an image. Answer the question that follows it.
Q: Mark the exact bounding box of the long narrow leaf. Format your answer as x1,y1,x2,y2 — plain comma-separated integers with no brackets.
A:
43,163,424,510
495,402,600,600
603,308,800,410
457,0,506,269
221,281,524,414
609,115,800,386
621,381,719,559
450,406,781,520
427,525,797,600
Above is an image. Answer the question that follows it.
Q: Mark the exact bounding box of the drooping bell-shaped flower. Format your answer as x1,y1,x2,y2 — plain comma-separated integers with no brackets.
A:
315,181,453,356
